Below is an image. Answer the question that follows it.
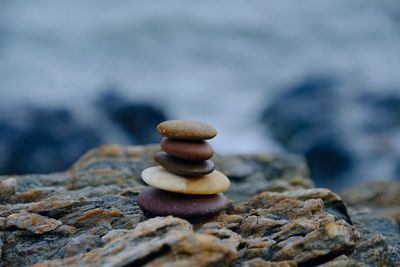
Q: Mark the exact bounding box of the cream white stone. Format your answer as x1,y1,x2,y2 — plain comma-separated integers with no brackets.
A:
141,166,230,195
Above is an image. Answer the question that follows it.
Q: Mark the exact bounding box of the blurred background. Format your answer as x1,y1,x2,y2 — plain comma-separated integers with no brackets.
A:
1,0,400,190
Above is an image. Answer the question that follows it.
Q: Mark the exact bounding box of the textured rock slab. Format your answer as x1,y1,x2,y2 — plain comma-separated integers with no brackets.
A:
31,187,359,267
5,212,62,234
0,144,397,266
0,144,313,266
34,217,236,267
341,181,400,266
217,188,358,266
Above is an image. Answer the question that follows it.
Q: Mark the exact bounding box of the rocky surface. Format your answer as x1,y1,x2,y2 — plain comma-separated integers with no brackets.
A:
341,181,400,266
0,144,398,266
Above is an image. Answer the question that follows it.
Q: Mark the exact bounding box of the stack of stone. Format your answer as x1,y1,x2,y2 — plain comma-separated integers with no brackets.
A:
138,120,230,221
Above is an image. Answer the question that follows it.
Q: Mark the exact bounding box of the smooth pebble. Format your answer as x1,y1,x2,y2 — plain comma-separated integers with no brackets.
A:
141,166,230,194
137,187,228,220
154,151,214,177
157,120,217,141
161,137,213,162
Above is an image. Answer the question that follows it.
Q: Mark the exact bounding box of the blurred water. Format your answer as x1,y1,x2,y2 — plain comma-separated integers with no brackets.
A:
1,0,400,185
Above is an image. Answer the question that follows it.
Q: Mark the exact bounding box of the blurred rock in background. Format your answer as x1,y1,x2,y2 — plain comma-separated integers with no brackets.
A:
0,107,100,175
262,75,400,189
96,91,167,145
0,92,167,175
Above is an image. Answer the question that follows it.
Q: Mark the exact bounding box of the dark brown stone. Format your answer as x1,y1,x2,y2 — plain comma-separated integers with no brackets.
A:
154,152,214,177
137,187,228,220
161,138,214,162
157,120,217,140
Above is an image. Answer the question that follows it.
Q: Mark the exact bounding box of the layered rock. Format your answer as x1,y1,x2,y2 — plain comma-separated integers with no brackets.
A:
0,144,398,266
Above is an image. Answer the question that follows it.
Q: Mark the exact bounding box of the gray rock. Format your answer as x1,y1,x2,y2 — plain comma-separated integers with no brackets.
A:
5,211,62,234
341,181,400,266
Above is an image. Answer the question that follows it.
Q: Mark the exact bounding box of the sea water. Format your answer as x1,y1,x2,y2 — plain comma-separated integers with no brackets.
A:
1,0,400,158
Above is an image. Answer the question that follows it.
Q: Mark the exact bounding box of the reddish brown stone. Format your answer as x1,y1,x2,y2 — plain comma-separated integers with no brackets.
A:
161,138,214,162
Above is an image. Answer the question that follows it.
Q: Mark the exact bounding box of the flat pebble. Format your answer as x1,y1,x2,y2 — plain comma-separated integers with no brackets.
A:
154,152,214,177
141,166,230,194
157,120,217,141
161,138,213,162
137,187,228,220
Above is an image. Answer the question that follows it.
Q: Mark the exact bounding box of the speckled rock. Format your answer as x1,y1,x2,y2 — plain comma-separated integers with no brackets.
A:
5,211,62,234
0,144,397,266
341,181,400,266
34,217,237,267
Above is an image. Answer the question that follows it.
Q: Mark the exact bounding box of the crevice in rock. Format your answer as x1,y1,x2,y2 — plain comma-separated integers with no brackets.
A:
122,244,171,267
268,212,289,221
274,232,308,243
262,247,279,261
298,246,354,267
237,241,246,250
263,225,283,237
324,200,352,225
